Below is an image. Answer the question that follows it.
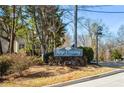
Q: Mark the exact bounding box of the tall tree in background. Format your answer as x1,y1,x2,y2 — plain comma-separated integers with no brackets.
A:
39,6,65,52
83,19,99,51
0,5,17,53
117,25,124,44
82,19,109,60
0,6,12,52
0,6,29,53
62,33,72,47
9,5,16,53
28,6,66,53
0,5,66,56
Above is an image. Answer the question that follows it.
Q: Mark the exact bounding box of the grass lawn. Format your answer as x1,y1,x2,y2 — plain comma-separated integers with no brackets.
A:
0,65,114,87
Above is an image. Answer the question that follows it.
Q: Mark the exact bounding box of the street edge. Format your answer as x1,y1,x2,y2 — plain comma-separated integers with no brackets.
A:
46,69,124,87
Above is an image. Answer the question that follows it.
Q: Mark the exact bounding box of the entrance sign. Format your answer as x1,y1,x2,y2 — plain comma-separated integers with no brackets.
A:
54,48,83,57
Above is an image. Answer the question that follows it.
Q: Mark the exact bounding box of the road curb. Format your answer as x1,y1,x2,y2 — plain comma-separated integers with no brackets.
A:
47,69,124,87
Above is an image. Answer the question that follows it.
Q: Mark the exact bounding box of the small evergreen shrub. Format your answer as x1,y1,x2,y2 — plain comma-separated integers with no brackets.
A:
111,49,122,60
10,61,29,76
30,56,43,65
78,46,94,64
0,56,13,77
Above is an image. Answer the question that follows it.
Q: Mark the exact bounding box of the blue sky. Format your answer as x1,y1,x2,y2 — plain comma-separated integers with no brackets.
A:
62,5,124,39
81,6,124,35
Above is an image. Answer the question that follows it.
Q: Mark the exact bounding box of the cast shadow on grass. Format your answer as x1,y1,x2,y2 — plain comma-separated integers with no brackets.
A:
22,71,55,79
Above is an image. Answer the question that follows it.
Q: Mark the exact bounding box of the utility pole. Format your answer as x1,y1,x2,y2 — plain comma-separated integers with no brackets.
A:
96,31,98,65
96,26,103,65
74,5,78,48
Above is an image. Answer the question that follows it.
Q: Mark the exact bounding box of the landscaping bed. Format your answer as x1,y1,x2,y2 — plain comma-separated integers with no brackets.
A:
0,53,114,87
0,65,114,87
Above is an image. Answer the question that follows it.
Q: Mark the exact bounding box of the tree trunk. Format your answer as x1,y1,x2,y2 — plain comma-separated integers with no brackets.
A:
9,34,15,53
9,5,16,53
33,6,45,61
0,39,3,55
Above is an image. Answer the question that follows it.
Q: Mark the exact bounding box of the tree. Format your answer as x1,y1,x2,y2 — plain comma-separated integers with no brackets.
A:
104,25,124,59
0,5,66,57
28,6,66,53
82,19,106,59
9,5,16,53
111,49,122,60
0,6,29,53
117,25,124,44
62,33,72,47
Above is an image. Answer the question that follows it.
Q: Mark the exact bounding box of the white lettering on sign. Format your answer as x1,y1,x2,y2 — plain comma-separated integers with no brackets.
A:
54,48,83,57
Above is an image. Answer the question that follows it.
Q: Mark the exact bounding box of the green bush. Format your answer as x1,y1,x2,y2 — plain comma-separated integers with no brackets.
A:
111,49,122,60
0,54,30,76
29,56,43,65
99,55,104,61
44,52,54,64
78,46,94,64
9,55,43,75
0,56,13,77
10,61,29,76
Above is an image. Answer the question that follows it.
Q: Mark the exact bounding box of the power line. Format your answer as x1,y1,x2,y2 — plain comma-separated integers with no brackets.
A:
79,9,124,13
61,8,124,14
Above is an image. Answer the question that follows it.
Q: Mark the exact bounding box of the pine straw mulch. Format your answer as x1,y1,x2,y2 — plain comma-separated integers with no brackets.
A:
0,65,114,87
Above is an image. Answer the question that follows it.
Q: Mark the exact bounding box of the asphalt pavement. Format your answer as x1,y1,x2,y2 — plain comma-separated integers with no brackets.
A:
67,72,124,87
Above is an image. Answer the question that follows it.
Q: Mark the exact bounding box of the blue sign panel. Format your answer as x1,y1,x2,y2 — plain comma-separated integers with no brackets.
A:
54,48,83,57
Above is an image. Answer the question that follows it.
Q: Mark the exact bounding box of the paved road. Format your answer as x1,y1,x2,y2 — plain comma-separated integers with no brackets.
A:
99,61,124,68
67,72,124,87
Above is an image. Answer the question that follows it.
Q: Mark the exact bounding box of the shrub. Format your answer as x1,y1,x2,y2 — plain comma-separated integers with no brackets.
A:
47,56,86,66
29,56,43,66
8,54,43,75
0,56,13,77
10,61,29,76
111,49,122,60
99,55,104,61
44,52,54,64
78,46,94,64
0,54,44,77
0,54,30,76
